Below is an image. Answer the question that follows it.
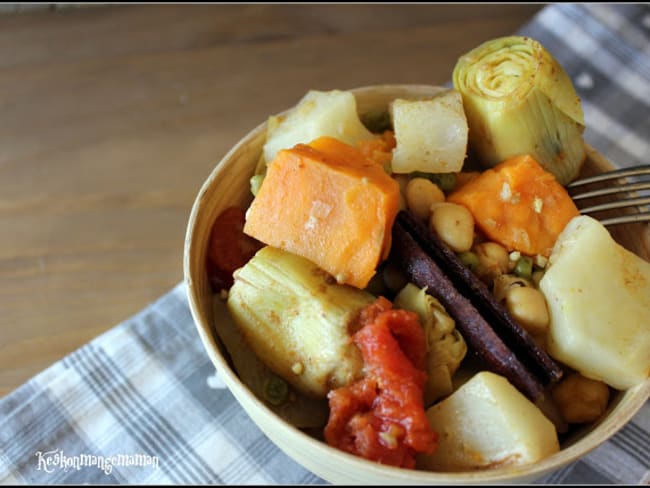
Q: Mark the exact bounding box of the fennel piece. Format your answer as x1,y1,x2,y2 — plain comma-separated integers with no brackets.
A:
227,246,375,398
453,36,585,185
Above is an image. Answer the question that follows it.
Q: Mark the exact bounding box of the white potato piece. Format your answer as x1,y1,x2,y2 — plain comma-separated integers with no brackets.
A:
418,371,559,471
390,90,468,174
262,90,375,164
539,215,650,390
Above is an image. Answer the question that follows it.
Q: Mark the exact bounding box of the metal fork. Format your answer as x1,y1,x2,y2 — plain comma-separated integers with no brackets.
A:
567,164,650,226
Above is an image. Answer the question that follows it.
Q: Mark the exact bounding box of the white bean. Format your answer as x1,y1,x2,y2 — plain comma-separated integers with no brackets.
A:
552,373,610,424
429,202,474,253
473,241,510,284
405,177,445,221
504,286,550,335
492,273,532,303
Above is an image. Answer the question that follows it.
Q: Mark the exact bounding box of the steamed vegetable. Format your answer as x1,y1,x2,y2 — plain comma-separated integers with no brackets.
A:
262,89,375,164
206,39,649,471
417,371,560,471
390,90,469,174
394,283,467,405
539,215,650,390
227,246,375,398
212,295,329,427
244,136,401,289
453,36,585,184
447,154,579,257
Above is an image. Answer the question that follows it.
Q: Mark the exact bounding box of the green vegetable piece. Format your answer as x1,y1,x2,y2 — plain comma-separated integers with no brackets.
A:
263,374,289,406
458,251,480,272
514,256,534,279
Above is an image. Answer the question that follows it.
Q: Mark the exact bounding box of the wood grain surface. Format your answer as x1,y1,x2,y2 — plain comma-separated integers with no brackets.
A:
0,4,543,397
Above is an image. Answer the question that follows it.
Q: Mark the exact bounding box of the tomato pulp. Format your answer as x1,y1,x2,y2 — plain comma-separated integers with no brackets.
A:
324,297,438,468
206,206,262,291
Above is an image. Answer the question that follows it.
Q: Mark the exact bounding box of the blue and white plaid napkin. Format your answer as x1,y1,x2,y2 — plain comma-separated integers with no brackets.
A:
1,4,648,484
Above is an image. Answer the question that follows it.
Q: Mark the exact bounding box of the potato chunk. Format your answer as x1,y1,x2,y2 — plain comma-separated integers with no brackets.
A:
417,371,559,471
390,90,468,174
262,89,374,164
539,215,650,390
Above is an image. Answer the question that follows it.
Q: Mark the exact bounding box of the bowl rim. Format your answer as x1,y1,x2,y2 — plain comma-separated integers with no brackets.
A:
183,83,650,484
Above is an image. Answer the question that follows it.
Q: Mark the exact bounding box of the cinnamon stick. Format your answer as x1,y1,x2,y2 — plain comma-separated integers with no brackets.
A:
390,220,545,401
396,210,564,385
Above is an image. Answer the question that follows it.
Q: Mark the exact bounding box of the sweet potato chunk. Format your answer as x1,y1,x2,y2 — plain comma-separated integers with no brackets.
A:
244,136,401,289
448,155,579,257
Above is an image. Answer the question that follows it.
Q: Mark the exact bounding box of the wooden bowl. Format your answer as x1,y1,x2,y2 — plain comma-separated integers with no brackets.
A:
184,84,650,484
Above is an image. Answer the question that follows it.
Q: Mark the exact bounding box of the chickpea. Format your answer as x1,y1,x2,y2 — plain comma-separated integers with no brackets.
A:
405,177,445,221
492,273,532,303
473,241,510,284
429,202,474,253
552,373,610,424
504,285,550,336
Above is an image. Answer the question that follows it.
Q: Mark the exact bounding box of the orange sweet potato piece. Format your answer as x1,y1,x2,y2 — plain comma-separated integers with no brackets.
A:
357,130,396,170
244,136,401,289
447,155,579,257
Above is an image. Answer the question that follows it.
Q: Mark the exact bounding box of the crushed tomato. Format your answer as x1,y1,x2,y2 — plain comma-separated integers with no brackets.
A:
206,206,262,292
324,297,438,468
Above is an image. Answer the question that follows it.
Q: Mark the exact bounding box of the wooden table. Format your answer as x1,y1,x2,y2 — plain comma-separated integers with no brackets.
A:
0,4,543,397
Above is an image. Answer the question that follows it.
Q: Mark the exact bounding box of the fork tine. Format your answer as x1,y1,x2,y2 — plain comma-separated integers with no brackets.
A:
567,164,650,188
579,196,650,214
569,181,650,200
598,212,650,226
567,164,650,226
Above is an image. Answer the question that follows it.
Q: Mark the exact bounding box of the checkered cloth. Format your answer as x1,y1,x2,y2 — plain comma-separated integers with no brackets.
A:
1,3,649,484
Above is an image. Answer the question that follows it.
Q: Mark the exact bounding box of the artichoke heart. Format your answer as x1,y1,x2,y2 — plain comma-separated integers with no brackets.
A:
453,36,585,185
212,295,329,428
227,246,375,399
394,283,468,405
